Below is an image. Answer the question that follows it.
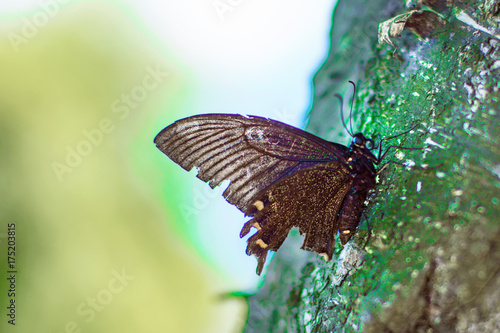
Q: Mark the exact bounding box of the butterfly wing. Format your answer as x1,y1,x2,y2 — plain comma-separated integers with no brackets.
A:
154,114,348,214
240,161,353,274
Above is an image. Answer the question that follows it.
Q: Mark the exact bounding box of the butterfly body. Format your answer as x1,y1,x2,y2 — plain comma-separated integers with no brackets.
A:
155,114,378,275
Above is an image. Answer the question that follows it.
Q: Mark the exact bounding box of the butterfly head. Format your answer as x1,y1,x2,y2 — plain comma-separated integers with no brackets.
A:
351,133,375,150
348,133,378,168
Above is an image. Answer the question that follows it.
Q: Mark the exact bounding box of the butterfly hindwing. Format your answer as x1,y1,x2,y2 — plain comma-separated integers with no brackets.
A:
241,161,354,274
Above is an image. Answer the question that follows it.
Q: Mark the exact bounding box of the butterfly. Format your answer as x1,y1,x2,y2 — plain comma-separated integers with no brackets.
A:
154,106,415,275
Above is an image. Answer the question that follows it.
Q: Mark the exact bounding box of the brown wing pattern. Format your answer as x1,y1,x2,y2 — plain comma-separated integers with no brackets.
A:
240,161,353,274
154,114,347,214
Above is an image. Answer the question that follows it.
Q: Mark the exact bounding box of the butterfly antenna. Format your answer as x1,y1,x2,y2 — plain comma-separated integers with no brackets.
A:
334,93,353,137
348,81,356,136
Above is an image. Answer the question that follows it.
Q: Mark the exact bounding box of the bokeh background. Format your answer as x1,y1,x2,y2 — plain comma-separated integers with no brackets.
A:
0,0,337,332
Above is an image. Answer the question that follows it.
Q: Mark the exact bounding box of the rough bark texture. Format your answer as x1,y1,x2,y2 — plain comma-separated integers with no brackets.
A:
245,0,500,332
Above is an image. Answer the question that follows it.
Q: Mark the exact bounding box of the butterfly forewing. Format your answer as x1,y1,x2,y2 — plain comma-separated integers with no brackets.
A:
155,114,347,213
155,114,377,275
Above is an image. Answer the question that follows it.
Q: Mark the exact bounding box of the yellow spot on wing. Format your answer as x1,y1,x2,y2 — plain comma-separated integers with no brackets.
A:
342,230,351,234
319,253,330,261
253,200,264,211
256,239,268,248
252,222,262,231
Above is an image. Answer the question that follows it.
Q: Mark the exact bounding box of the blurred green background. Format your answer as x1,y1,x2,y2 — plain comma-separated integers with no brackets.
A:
0,0,335,332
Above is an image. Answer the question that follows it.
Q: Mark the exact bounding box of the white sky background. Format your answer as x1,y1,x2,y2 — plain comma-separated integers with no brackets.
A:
140,0,337,126
3,0,338,289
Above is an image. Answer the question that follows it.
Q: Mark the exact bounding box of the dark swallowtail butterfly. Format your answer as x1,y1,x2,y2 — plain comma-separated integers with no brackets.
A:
154,113,401,275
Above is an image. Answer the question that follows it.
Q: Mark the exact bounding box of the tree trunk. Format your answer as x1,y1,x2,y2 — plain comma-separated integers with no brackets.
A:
246,0,500,332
